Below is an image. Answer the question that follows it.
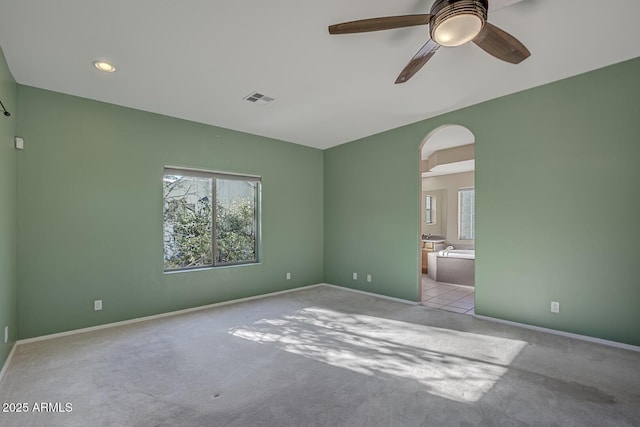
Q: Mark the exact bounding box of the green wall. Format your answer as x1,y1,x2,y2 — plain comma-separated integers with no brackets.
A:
16,86,324,339
325,57,640,346
324,129,422,301
0,47,17,368
7,54,640,346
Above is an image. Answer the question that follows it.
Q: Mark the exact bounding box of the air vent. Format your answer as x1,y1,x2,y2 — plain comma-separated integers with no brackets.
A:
243,92,275,105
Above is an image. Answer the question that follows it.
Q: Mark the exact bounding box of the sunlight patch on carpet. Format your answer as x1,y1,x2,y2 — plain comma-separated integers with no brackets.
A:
229,307,526,402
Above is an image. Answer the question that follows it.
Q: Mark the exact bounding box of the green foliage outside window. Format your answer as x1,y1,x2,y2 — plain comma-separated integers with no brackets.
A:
216,197,256,264
163,195,213,270
163,172,259,271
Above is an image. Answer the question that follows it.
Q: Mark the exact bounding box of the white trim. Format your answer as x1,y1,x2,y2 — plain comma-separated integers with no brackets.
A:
474,314,640,353
15,283,415,346
17,284,325,345
0,343,17,384
164,165,261,180
322,283,419,306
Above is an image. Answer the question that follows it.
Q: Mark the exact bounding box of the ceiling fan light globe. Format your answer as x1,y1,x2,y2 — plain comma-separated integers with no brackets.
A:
432,14,483,47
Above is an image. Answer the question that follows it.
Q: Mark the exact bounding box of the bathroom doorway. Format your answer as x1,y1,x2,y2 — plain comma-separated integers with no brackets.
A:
419,125,476,314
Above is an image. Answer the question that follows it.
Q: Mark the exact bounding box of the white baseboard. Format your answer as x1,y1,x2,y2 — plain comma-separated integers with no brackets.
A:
16,283,416,346
0,343,17,385
322,283,419,306
18,283,325,345
6,284,637,382
474,314,640,353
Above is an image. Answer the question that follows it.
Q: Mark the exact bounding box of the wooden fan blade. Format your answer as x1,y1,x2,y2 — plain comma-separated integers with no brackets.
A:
395,39,440,84
329,15,430,34
473,22,530,64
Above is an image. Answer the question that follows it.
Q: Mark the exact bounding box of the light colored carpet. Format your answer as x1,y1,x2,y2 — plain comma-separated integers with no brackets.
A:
1,285,639,426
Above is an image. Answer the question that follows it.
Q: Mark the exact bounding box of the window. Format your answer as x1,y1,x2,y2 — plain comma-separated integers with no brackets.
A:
458,188,475,240
163,167,261,271
425,195,436,224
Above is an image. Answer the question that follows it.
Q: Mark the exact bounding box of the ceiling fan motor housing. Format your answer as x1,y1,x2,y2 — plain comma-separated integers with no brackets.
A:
430,0,488,46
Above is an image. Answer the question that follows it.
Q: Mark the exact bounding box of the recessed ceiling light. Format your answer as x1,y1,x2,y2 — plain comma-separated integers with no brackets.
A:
93,61,116,73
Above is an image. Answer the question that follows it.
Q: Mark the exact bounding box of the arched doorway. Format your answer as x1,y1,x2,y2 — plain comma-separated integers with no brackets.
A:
419,125,476,314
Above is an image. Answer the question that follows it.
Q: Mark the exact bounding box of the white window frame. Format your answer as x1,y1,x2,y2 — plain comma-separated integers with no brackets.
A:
458,187,475,241
425,195,436,225
163,166,261,272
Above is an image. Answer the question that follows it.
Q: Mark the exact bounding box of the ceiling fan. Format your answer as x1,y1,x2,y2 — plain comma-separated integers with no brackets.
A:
328,0,530,84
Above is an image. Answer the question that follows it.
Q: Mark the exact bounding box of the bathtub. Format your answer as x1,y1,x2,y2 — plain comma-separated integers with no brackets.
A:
438,249,475,259
428,249,475,286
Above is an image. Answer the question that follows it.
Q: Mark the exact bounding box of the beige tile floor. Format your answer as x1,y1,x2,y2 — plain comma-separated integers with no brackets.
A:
421,274,475,315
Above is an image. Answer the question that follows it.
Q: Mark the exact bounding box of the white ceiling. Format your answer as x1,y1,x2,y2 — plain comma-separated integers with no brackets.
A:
423,159,475,178
421,125,475,160
422,125,475,177
1,0,639,150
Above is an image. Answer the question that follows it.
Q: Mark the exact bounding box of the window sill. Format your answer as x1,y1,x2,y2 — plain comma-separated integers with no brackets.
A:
163,262,261,275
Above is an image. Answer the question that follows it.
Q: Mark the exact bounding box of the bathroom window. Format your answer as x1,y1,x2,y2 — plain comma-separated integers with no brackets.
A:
425,195,435,224
458,188,475,240
163,167,261,271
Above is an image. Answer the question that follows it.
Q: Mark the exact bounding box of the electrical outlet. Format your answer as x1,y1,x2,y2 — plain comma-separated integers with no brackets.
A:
366,274,372,283
551,301,560,313
4,326,7,344
94,300,103,311
286,272,291,280
352,272,358,280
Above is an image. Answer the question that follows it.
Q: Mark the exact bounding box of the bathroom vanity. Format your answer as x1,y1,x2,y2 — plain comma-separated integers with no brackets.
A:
421,239,445,273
